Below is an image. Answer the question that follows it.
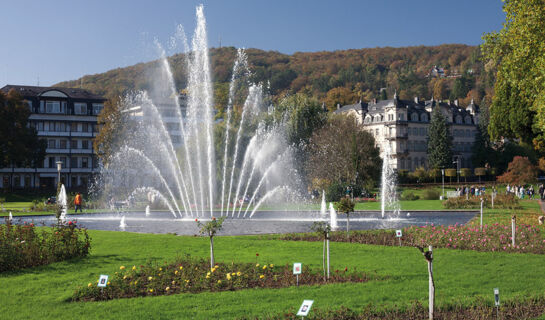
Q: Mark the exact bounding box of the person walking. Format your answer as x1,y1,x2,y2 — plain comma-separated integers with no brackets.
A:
74,192,83,213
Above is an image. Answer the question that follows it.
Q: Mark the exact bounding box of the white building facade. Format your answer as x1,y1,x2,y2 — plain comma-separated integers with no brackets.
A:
0,85,105,190
335,94,479,171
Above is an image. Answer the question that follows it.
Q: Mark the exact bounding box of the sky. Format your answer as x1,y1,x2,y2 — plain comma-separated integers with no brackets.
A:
0,0,505,87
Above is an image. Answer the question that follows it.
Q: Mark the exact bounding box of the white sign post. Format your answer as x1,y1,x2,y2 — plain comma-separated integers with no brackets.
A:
296,300,314,318
395,229,402,246
97,274,108,295
494,288,500,317
293,262,302,286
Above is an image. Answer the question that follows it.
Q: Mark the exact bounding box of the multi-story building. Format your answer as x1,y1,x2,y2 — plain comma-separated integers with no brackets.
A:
335,93,479,171
0,85,105,190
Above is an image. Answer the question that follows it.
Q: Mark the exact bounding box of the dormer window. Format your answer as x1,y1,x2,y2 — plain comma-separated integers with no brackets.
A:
45,101,66,114
411,113,419,121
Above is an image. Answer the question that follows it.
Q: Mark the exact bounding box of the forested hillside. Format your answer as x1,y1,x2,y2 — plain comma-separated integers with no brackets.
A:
56,44,493,111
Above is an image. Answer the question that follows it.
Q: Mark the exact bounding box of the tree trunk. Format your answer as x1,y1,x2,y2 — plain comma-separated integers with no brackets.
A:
210,234,214,270
322,238,326,280
427,245,435,320
346,213,350,240
326,233,330,279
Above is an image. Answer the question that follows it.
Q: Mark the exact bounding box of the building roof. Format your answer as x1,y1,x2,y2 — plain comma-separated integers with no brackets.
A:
0,85,106,101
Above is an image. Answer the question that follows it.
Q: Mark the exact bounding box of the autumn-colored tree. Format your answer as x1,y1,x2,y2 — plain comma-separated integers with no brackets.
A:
497,156,538,185
324,87,357,111
539,157,545,173
93,97,129,165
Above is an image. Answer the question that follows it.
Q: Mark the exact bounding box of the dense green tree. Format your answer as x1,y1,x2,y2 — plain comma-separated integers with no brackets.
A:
0,89,46,169
277,93,327,146
427,108,453,169
482,0,545,151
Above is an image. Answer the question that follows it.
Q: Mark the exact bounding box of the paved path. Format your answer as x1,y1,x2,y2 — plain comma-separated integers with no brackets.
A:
539,200,545,214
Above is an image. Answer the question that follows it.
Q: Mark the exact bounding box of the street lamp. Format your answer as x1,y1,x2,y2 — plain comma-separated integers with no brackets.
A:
56,161,63,190
441,169,445,200
453,158,460,183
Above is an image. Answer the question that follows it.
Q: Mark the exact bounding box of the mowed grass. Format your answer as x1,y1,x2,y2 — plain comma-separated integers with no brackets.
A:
2,227,545,319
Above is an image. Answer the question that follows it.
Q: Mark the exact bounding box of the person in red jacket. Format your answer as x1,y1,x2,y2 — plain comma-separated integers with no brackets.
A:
74,192,83,213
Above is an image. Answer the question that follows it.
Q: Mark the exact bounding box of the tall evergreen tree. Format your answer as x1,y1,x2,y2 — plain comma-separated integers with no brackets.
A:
427,107,453,169
471,98,494,167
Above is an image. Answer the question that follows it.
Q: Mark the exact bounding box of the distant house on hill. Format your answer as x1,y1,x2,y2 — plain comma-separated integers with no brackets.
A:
428,65,446,78
0,85,105,190
334,93,479,172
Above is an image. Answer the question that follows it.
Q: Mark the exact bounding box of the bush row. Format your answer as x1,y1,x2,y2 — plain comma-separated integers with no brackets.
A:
442,193,520,209
0,219,91,272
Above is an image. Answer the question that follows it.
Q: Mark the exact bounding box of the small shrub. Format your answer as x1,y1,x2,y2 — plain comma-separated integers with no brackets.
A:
421,189,440,200
0,219,91,272
442,193,520,209
401,191,419,201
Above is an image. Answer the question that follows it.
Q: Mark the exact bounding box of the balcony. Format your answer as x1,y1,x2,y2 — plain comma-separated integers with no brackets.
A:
385,132,408,140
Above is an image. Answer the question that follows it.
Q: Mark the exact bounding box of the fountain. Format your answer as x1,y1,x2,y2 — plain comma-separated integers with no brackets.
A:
320,190,327,216
145,205,150,217
8,212,12,222
380,145,400,219
98,5,298,219
329,203,338,231
119,216,127,230
57,184,68,221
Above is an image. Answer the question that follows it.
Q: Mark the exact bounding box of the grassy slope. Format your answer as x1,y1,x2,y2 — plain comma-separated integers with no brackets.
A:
2,226,545,319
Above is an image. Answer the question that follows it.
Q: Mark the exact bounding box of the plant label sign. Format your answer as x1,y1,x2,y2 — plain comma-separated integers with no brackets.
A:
293,262,302,275
494,288,500,306
98,274,109,287
296,300,314,317
396,230,402,237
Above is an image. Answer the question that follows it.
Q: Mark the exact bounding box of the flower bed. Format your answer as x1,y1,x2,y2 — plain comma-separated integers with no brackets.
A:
282,223,545,254
72,257,371,301
442,193,520,209
0,219,91,272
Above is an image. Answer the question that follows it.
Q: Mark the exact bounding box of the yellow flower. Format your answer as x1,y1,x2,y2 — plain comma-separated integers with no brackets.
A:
134,281,138,285
87,283,92,287
217,280,222,284
256,263,260,267
236,271,242,276
206,275,210,279
206,272,211,276
159,267,162,271
175,270,179,275
179,266,183,270
226,273,231,280
171,280,176,285
165,286,170,291
132,265,136,271
231,272,236,276
107,281,110,285
215,265,219,269
149,289,154,293
158,273,162,277
185,280,189,283
119,266,125,270
211,268,216,273
262,265,267,270
259,275,265,279
148,276,153,281
123,275,127,280
269,264,274,268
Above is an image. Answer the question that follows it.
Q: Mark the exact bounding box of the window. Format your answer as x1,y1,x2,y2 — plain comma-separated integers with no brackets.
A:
48,139,56,149
55,122,66,132
25,175,31,188
71,123,78,132
39,101,45,113
59,140,67,149
456,115,462,124
411,113,419,121
48,157,55,168
82,140,88,149
74,103,88,115
60,157,66,168
375,128,379,136
36,122,43,131
92,103,103,115
46,101,63,113
71,157,78,168
398,113,404,121
71,140,78,149
82,123,88,132
419,128,425,136
81,157,88,168
421,114,428,122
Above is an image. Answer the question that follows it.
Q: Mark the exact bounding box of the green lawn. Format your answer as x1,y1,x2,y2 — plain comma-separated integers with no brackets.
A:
2,227,545,319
